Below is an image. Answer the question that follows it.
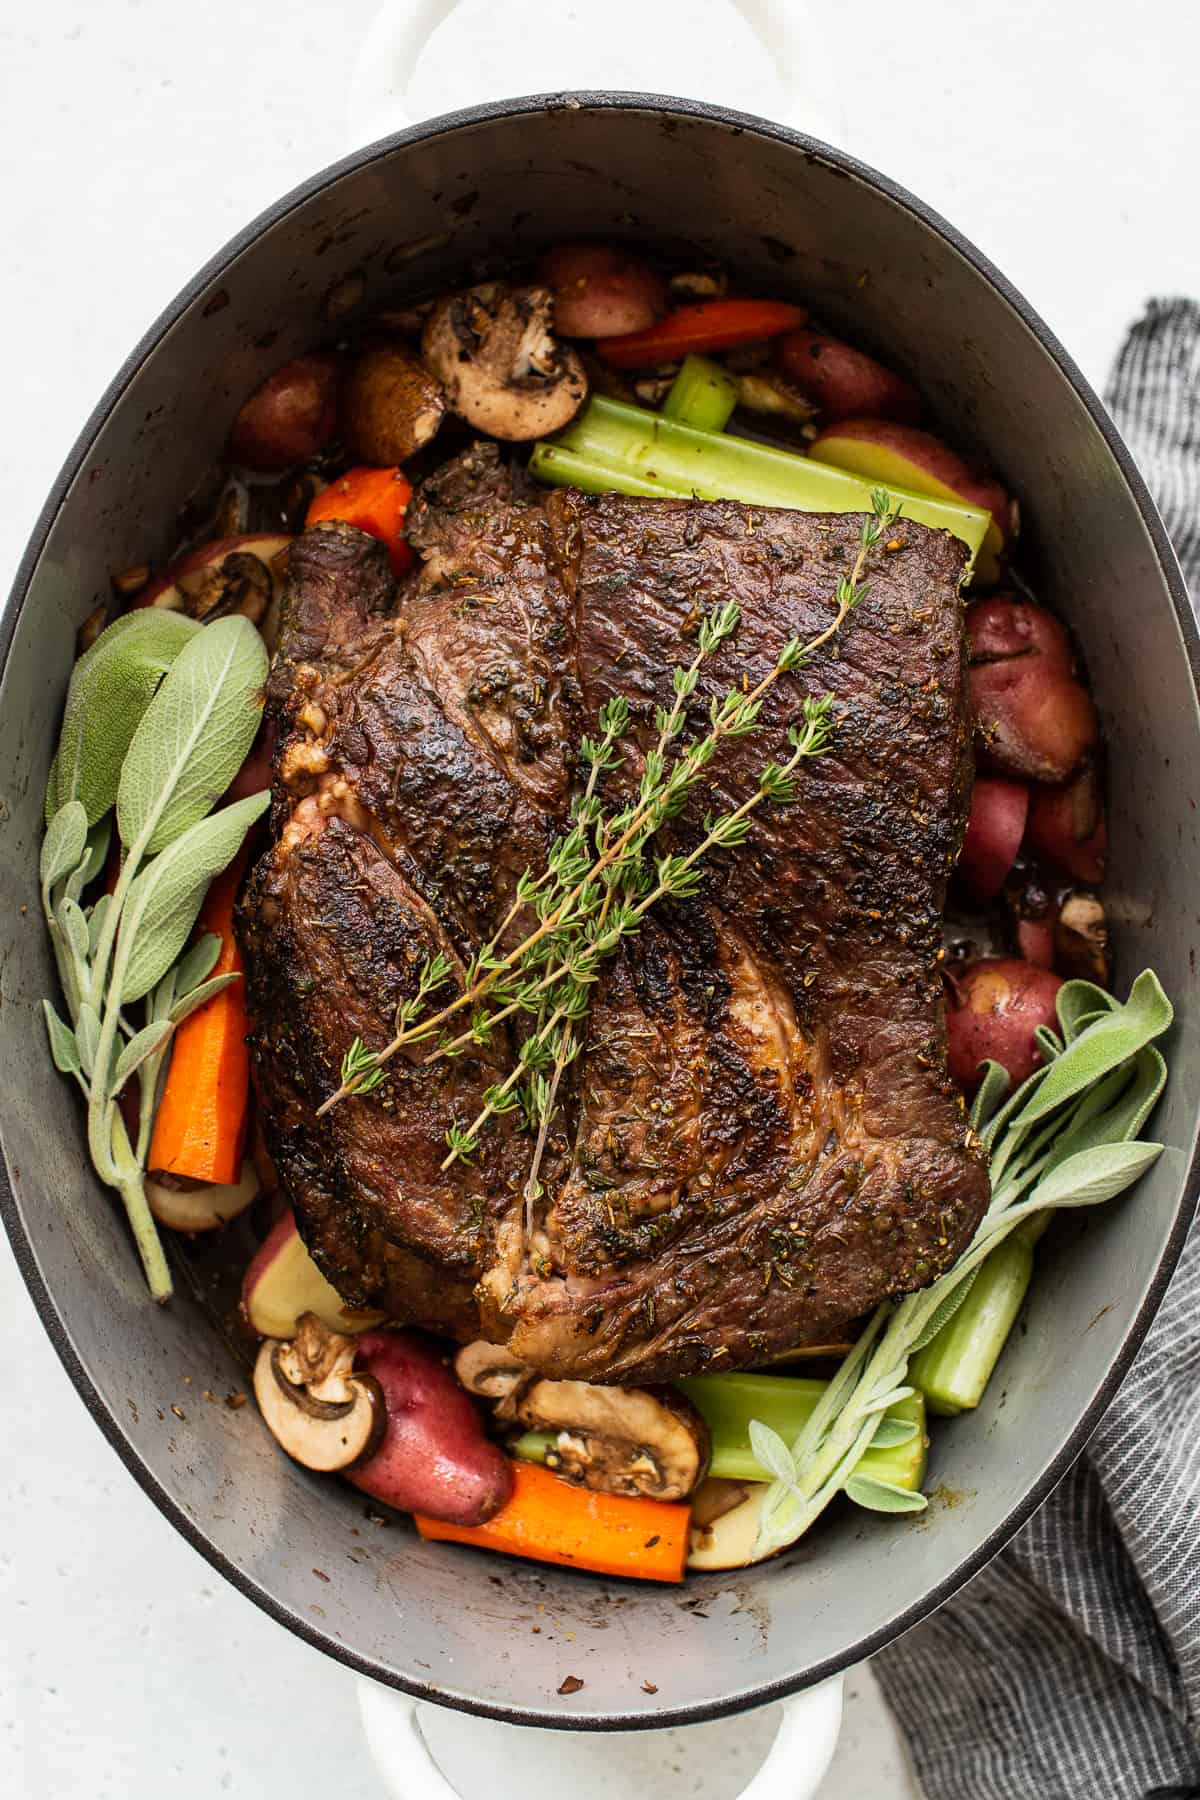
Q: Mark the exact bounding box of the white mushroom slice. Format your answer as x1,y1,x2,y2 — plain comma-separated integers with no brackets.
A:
253,1312,384,1473
454,1341,530,1408
687,1479,774,1570
520,1379,709,1501
146,1158,258,1233
421,283,588,441
734,369,818,423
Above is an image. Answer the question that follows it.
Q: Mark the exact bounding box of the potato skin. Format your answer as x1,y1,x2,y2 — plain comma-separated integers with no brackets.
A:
538,242,668,338
341,344,445,465
967,598,1099,783
231,353,341,472
947,958,1064,1092
1026,767,1107,884
774,329,919,422
959,776,1029,899
345,1330,513,1526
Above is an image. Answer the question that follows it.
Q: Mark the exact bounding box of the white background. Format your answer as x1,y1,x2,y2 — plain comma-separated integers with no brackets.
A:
2,2,1199,1795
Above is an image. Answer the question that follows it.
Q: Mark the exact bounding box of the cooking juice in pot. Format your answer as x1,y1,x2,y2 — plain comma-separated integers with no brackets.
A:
38,241,1171,1582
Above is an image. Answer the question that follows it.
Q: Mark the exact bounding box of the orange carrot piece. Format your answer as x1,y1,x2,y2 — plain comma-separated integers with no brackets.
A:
147,857,250,1186
597,299,807,370
306,465,414,574
414,1461,689,1583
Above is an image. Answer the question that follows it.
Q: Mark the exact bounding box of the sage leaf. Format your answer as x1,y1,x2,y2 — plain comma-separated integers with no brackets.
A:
168,971,240,1024
58,896,90,971
845,1475,928,1514
869,1417,919,1450
87,893,113,957
51,610,200,825
1057,978,1118,1043
75,1002,101,1078
969,1061,1010,1133
1034,1024,1063,1062
909,1267,979,1352
114,792,268,1003
42,1000,81,1076
749,1419,797,1486
1027,1140,1164,1213
1015,973,1172,1130
40,800,88,900
110,1019,175,1097
171,932,222,999
116,615,268,856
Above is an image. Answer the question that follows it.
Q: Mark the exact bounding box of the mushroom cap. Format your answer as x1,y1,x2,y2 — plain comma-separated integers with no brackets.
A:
342,343,446,465
421,283,588,442
518,1379,709,1502
253,1314,385,1473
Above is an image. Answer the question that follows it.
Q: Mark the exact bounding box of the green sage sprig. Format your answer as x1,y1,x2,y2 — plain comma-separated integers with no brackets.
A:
748,969,1173,1555
41,612,270,1299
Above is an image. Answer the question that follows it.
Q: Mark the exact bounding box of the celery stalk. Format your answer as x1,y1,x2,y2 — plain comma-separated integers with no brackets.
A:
511,1374,927,1495
662,354,739,431
909,1230,1036,1416
530,396,990,568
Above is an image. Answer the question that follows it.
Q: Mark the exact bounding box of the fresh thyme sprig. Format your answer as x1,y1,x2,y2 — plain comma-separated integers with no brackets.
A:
335,952,455,1098
318,491,900,1120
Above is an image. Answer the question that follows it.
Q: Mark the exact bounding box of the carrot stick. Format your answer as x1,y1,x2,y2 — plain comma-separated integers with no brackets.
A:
414,1461,689,1583
598,299,807,370
147,856,250,1186
306,465,414,574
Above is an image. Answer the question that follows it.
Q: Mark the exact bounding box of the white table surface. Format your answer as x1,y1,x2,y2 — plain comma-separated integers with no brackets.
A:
3,3,1199,1795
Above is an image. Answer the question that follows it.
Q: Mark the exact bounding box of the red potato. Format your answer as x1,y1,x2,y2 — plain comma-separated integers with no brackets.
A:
1015,914,1058,969
345,1330,513,1526
241,1211,384,1340
538,242,668,339
947,958,1064,1092
807,418,1013,582
1025,766,1107,885
231,352,341,472
774,329,920,423
959,776,1029,899
967,598,1099,783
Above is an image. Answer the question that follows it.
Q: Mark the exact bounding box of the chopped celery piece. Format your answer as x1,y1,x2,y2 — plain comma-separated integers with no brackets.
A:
910,1231,1035,1416
662,354,739,432
677,1372,927,1492
530,396,990,568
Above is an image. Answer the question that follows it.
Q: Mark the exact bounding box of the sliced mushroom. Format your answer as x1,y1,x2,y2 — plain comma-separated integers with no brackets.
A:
342,343,446,465
669,268,729,301
734,369,819,424
453,1340,530,1408
253,1312,385,1473
421,283,588,441
455,1345,709,1501
1055,890,1111,985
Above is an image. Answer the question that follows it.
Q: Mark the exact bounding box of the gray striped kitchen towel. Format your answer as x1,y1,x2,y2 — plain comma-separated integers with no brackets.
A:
875,298,1200,1798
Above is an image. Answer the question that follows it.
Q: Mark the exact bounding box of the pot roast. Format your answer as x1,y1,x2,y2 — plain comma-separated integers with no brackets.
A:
239,446,989,1383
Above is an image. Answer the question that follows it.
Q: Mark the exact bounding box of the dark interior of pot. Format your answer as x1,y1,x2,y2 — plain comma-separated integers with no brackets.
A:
2,97,1198,1728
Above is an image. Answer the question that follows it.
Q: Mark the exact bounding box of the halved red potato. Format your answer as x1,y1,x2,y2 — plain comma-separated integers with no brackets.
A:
231,352,341,472
959,776,1029,899
241,1211,384,1339
345,1329,514,1525
967,598,1099,783
774,330,920,423
138,533,292,652
947,958,1064,1092
538,243,668,339
807,419,1013,583
1025,766,1107,884
146,1159,258,1233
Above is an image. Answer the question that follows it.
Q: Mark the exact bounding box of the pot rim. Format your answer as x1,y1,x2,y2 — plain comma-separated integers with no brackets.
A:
4,89,1198,1731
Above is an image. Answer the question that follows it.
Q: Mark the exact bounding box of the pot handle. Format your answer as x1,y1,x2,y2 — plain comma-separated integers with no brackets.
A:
346,0,846,151
356,1672,844,1800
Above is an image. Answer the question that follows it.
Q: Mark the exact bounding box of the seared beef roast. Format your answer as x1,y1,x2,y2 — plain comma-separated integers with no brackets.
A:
240,446,989,1382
